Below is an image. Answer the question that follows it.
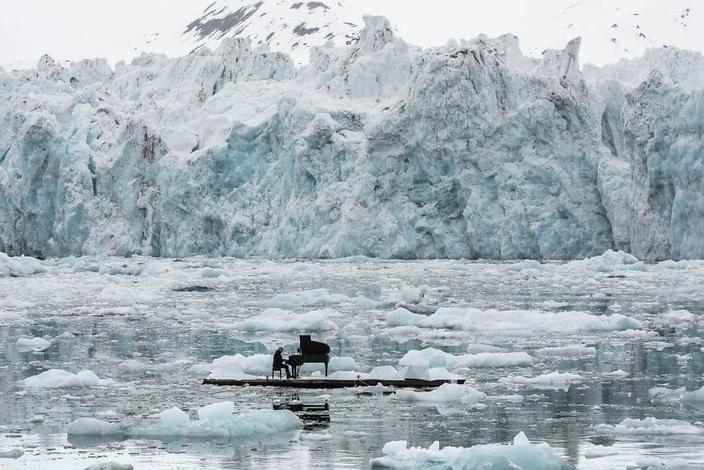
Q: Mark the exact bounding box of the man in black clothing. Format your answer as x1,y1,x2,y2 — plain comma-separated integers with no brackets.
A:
273,346,291,378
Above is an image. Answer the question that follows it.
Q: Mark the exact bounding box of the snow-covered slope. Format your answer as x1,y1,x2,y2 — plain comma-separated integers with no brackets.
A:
0,16,703,260
181,0,360,62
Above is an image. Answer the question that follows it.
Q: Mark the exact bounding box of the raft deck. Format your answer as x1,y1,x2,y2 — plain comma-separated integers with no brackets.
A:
202,378,465,389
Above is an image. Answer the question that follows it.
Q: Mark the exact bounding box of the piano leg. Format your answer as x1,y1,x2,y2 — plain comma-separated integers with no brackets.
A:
325,361,328,377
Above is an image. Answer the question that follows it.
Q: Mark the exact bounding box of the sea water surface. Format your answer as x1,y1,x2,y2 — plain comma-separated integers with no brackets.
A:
1,256,704,469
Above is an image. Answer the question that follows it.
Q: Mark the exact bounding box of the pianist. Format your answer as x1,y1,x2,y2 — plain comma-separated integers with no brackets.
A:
272,347,291,379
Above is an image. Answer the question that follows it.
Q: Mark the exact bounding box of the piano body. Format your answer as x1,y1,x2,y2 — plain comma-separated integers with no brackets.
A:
287,335,331,378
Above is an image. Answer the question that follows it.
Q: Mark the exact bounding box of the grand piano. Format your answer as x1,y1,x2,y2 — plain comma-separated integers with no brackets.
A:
286,335,330,378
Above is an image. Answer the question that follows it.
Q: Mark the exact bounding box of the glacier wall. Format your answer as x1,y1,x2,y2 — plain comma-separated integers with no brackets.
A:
1,17,702,260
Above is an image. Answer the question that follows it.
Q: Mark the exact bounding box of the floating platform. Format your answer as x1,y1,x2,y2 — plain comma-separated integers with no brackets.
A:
202,378,465,389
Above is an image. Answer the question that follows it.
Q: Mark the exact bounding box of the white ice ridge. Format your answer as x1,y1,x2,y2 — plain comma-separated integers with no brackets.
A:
68,402,303,439
370,432,568,469
1,12,703,261
388,307,641,334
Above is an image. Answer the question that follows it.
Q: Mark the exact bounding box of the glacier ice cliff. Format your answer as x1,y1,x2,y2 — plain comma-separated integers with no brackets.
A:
1,17,703,260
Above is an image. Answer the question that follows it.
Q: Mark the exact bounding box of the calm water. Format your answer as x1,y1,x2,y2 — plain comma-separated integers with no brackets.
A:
1,257,704,469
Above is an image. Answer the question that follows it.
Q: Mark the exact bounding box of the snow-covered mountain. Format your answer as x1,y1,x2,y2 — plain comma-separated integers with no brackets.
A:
1,0,701,69
183,0,360,61
1,15,703,260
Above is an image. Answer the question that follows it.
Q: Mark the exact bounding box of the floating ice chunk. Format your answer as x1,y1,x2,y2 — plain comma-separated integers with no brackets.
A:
84,463,134,470
370,432,567,469
386,308,419,326
0,312,25,323
16,337,51,352
466,344,507,354
24,369,100,388
302,356,357,374
0,449,24,459
597,417,703,435
643,341,674,351
232,309,339,332
584,446,619,459
191,354,270,378
649,387,685,405
633,457,699,469
499,372,583,390
395,384,486,405
69,404,303,440
400,286,425,304
427,368,462,381
536,345,596,357
506,260,543,271
198,402,235,425
659,310,696,324
343,430,368,437
303,432,332,440
388,307,640,334
659,260,689,270
324,371,362,380
603,370,630,378
0,252,46,277
649,386,704,406
575,250,647,272
160,407,190,428
399,348,533,369
402,365,430,380
118,359,187,375
366,366,404,380
683,387,704,404
68,418,123,436
251,289,378,309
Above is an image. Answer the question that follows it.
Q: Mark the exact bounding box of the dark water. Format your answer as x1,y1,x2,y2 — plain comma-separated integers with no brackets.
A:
1,257,704,469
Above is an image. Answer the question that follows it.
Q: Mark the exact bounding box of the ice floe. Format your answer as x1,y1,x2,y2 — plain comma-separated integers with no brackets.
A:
250,289,379,309
84,463,134,470
573,250,648,273
398,348,533,369
387,307,641,334
535,345,596,357
596,417,703,435
394,384,486,405
231,309,339,332
15,336,51,352
370,432,567,469
0,449,24,459
499,372,584,390
24,369,101,388
649,386,704,406
0,252,46,277
68,402,303,439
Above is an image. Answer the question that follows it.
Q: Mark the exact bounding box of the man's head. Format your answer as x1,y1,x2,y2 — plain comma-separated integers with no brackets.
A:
277,346,283,352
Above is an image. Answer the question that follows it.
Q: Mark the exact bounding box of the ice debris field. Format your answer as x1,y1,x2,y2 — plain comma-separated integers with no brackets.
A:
2,252,704,469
